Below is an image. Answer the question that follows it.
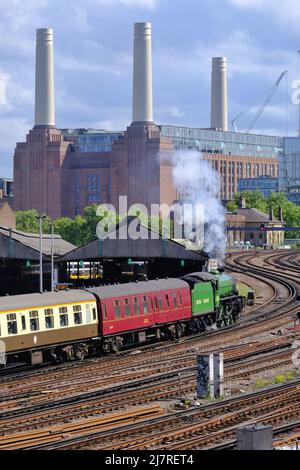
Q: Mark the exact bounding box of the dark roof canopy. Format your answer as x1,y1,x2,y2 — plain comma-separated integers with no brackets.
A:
62,217,206,263
0,226,76,261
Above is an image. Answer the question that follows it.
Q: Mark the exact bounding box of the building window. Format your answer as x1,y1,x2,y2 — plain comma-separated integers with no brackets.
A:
7,313,17,335
88,194,101,203
87,175,100,192
29,311,39,331
75,176,81,192
45,308,54,329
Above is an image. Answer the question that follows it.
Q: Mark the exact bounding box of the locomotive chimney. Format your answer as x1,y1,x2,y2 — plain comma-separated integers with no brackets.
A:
211,57,228,131
132,22,153,124
34,28,55,128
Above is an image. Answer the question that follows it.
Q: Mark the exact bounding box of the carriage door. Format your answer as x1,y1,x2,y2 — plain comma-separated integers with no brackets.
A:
86,304,92,324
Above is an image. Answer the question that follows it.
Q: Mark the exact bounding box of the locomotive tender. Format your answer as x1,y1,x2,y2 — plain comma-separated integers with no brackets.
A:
0,272,244,367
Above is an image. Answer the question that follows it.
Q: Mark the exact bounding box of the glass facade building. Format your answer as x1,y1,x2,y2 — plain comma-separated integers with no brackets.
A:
61,126,282,159
0,178,13,198
279,137,300,205
78,132,124,153
159,126,282,159
237,176,278,198
60,128,124,152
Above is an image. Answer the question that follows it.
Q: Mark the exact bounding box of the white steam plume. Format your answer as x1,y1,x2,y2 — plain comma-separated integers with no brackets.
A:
170,151,226,262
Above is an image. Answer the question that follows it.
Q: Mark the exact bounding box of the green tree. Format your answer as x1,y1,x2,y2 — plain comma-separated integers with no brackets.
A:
226,190,267,212
16,210,52,234
53,216,86,247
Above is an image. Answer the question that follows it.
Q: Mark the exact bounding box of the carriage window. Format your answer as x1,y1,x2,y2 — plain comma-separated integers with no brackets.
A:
29,311,39,331
124,298,131,316
73,305,82,325
59,307,69,327
114,300,121,318
158,296,163,310
45,308,54,329
166,295,170,308
92,307,97,320
142,296,148,314
172,292,177,308
21,315,26,331
102,303,107,320
7,313,17,335
133,297,140,316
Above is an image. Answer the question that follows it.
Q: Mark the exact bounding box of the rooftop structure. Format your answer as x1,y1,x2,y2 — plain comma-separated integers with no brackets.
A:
159,126,282,159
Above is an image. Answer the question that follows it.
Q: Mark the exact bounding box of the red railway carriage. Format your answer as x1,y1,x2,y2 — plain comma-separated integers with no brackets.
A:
87,279,192,352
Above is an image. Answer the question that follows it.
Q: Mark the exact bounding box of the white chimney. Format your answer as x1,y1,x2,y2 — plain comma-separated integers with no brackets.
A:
211,57,228,132
35,28,55,128
132,22,153,124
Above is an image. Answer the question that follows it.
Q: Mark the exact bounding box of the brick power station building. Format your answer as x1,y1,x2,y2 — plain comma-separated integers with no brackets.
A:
13,25,280,219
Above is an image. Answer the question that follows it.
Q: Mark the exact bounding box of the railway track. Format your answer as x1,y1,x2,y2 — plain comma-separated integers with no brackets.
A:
0,249,299,450
25,379,300,450
0,338,297,435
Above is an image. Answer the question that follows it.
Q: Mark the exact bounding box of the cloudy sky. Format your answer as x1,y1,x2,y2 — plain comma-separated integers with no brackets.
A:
1,0,300,177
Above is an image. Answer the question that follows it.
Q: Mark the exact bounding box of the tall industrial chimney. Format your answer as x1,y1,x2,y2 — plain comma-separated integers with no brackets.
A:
34,28,55,128
132,22,153,124
211,57,228,132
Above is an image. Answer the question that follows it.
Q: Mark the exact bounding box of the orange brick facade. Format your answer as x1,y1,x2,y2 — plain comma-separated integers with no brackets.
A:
204,153,278,201
13,124,278,218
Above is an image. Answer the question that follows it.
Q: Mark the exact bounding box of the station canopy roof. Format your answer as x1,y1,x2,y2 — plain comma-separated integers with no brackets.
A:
62,217,206,262
0,225,76,261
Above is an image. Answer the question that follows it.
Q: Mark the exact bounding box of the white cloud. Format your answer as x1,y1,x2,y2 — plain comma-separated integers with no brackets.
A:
228,0,300,28
95,0,158,9
158,106,186,118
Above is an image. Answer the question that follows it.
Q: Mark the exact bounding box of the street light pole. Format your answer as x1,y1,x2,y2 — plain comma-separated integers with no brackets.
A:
39,216,43,294
36,214,46,294
51,222,54,292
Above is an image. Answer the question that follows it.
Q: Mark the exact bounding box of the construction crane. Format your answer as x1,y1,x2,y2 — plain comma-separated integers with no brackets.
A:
231,70,288,133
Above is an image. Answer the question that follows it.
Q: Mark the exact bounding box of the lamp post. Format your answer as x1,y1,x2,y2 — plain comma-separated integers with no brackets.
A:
36,214,46,294
51,222,54,292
